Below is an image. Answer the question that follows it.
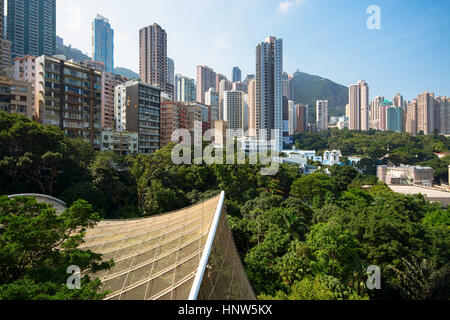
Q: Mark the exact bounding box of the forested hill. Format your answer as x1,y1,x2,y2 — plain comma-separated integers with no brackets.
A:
291,71,349,121
55,44,139,79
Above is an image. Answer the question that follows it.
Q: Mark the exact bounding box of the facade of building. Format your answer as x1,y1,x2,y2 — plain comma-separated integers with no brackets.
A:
7,0,56,59
288,100,296,136
175,74,196,103
417,91,435,135
406,99,418,136
0,75,33,118
139,23,169,95
218,79,232,122
369,95,384,130
386,106,403,132
296,104,308,134
247,78,257,136
213,120,229,147
255,36,283,151
377,165,435,187
35,55,102,149
102,72,127,128
223,90,245,131
215,73,227,93
101,128,138,156
166,57,175,99
92,14,114,73
115,80,161,154
196,65,216,105
186,103,203,140
13,55,36,117
316,100,328,131
232,67,242,83
349,80,369,130
205,88,220,122
160,101,187,147
1,38,11,68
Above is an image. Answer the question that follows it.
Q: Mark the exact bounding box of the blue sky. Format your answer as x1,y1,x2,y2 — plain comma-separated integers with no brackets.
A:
55,0,450,101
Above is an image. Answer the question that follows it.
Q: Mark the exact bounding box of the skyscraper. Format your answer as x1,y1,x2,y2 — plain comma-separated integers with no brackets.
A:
92,14,114,73
215,73,227,92
35,55,102,150
316,100,328,131
349,80,369,130
218,79,232,121
205,88,220,122
232,67,242,83
139,23,169,95
417,91,435,135
296,104,308,134
115,80,161,154
406,99,418,136
166,57,175,98
196,65,216,104
175,74,196,103
255,36,283,151
247,78,257,136
7,0,56,59
224,91,245,131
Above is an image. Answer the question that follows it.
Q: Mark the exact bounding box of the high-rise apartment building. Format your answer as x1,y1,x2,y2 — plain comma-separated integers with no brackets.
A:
349,80,369,130
205,88,220,122
386,106,403,132
223,90,245,131
378,100,391,131
288,100,296,136
13,55,36,117
316,100,328,131
7,0,56,59
160,101,187,147
406,99,418,136
282,72,293,100
296,104,308,134
92,14,114,73
247,78,257,136
0,75,33,119
139,23,169,95
255,36,283,151
196,65,216,104
115,80,161,154
175,74,196,103
232,67,242,83
369,95,384,130
102,72,127,128
218,79,232,121
417,91,435,135
166,57,175,98
215,73,227,93
436,96,450,135
35,55,102,149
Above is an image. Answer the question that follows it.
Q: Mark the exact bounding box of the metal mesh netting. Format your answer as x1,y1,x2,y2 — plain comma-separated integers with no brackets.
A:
196,204,256,300
81,197,219,300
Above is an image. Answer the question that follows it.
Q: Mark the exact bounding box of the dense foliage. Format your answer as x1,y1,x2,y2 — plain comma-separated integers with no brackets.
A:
0,196,112,300
1,112,449,300
293,128,450,182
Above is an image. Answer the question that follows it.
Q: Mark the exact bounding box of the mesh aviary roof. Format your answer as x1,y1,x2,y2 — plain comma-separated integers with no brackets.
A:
81,192,256,300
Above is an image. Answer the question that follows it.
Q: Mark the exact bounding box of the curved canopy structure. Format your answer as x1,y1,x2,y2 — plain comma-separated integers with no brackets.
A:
81,191,256,300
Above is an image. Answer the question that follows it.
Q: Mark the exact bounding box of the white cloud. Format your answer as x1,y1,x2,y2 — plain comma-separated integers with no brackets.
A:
277,0,306,14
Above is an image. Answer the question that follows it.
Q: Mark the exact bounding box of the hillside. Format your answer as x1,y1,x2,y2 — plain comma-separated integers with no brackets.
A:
55,44,91,62
55,45,139,79
114,67,139,79
291,71,348,122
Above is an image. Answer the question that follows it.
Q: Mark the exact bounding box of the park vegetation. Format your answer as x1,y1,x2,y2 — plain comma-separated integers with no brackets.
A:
0,112,449,300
